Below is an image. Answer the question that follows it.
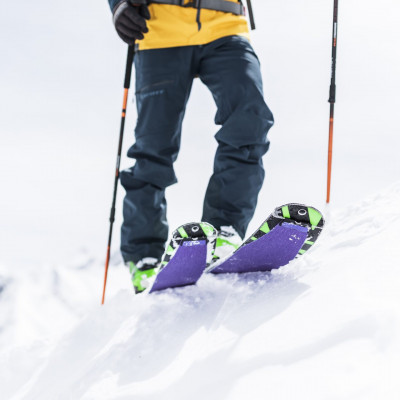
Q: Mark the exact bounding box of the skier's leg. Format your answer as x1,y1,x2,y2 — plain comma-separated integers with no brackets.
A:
120,47,195,263
199,35,274,238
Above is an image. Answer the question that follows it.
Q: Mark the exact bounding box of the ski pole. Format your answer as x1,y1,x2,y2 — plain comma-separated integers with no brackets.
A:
246,0,256,30
102,45,135,305
326,0,339,204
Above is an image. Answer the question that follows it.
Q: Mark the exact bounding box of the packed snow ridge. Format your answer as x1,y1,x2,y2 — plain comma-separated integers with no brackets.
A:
1,182,400,400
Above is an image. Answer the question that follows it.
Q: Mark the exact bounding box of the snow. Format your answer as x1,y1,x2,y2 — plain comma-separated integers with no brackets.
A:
1,0,400,399
2,184,400,399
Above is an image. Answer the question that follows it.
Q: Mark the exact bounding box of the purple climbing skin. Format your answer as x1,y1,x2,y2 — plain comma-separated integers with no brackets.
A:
150,240,207,293
211,223,308,274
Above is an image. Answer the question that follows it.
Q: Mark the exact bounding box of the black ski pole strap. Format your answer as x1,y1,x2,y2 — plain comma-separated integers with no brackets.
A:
148,0,245,16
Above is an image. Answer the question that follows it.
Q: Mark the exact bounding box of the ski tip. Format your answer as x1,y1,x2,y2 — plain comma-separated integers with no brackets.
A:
275,204,325,229
172,222,217,241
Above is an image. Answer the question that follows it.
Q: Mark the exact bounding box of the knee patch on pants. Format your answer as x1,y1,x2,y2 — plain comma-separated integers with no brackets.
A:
215,108,272,163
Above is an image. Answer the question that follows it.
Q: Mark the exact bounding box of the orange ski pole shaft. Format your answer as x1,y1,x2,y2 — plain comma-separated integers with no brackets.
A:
327,106,334,203
326,0,339,204
102,45,135,305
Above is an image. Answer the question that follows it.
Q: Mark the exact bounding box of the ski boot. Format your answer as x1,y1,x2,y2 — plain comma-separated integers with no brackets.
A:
211,225,242,264
127,257,159,294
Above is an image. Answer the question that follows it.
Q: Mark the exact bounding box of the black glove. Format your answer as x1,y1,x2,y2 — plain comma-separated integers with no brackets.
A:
113,1,150,45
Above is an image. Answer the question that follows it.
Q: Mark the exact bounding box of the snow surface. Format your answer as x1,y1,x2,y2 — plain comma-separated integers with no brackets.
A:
2,183,400,399
1,0,400,398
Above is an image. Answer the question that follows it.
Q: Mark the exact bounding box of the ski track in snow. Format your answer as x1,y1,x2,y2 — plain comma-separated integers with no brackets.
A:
1,182,400,399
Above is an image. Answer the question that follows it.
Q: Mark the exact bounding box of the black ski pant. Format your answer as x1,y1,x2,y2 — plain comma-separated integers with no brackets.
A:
120,35,274,263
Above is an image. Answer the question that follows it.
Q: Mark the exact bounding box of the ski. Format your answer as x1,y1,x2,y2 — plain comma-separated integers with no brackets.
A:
149,222,217,293
207,203,324,274
149,203,324,293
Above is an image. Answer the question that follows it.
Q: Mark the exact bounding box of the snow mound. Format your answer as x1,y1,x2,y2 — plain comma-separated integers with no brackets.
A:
3,182,400,400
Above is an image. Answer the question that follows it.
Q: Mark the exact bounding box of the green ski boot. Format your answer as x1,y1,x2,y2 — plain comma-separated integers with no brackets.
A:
127,257,159,294
212,225,242,264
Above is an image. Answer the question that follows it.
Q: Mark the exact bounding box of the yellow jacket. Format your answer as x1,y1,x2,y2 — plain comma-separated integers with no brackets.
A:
138,1,250,50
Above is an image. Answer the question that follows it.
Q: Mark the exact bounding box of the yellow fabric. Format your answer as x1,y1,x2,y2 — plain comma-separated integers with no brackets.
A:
137,1,250,50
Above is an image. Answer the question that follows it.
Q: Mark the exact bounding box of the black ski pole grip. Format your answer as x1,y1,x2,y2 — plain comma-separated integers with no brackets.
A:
246,0,256,30
329,84,336,103
109,206,116,223
124,45,135,89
